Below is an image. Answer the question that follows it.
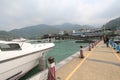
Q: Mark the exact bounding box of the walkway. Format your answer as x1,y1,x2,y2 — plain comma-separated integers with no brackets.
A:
56,41,120,80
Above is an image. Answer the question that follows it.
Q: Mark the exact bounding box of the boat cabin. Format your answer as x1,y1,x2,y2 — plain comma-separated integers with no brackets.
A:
0,43,21,51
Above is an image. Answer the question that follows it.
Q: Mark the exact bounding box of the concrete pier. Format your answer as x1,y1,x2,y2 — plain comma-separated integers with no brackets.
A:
28,41,120,80
57,41,120,80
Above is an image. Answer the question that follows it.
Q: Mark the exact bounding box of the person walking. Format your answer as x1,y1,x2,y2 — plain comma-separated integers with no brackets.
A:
106,36,109,47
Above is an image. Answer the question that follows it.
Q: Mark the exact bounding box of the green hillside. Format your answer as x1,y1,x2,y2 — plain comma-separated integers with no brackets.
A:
104,17,120,30
0,31,18,40
10,24,59,39
9,23,93,39
0,23,94,40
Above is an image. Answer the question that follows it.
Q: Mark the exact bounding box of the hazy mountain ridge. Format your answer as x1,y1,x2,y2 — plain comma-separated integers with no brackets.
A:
9,23,94,38
104,17,120,30
54,23,94,31
0,31,18,40
0,23,94,40
10,24,59,38
0,17,119,40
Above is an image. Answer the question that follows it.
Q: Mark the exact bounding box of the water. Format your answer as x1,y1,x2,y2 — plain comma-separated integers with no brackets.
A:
20,40,88,80
46,40,88,63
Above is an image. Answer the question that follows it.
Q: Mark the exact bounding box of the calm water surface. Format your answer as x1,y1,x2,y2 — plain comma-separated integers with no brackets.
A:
46,40,88,63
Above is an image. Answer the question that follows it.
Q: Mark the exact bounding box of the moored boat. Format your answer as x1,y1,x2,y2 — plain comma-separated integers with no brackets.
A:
0,40,55,80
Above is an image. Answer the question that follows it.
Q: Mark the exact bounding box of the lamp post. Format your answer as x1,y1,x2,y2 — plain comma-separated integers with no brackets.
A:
103,25,106,37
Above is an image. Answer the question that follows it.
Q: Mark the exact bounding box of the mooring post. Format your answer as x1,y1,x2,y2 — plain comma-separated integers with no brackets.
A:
80,46,84,58
47,56,56,80
92,43,94,48
89,43,91,51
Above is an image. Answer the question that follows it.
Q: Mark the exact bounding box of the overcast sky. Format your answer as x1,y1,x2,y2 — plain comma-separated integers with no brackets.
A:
0,0,120,31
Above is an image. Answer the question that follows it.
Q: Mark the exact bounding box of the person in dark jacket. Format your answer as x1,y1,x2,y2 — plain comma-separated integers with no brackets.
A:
105,36,109,47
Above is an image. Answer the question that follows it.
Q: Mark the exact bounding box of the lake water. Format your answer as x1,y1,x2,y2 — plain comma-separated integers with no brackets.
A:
46,40,88,63
20,40,89,80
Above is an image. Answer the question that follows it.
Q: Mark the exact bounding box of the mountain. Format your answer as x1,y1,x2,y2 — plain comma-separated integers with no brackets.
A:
104,17,120,30
54,23,94,31
10,23,94,38
0,23,94,40
10,24,59,38
0,31,18,40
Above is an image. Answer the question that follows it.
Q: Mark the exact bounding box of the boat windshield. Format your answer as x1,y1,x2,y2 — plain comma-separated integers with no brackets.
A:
0,43,21,51
29,40,42,44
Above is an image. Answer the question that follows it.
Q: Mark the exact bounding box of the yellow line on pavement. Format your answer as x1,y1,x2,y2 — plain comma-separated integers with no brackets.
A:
65,41,101,80
111,48,120,61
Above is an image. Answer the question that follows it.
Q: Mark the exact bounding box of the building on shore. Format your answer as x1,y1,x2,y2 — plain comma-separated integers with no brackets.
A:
72,28,112,37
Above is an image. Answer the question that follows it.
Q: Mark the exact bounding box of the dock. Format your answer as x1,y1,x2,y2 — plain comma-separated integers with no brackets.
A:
57,41,120,80
28,40,120,80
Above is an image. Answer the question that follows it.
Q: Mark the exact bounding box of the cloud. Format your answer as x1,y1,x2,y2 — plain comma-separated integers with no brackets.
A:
0,0,120,30
98,0,120,19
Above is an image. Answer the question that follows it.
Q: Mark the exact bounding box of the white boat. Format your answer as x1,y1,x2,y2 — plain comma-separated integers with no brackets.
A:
0,40,55,80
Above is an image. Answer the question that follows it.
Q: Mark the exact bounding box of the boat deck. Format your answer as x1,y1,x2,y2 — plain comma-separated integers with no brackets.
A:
28,41,120,80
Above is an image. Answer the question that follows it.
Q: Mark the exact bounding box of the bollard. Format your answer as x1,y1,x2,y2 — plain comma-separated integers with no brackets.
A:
95,41,96,46
94,42,96,46
96,40,98,44
93,42,95,47
47,56,56,80
80,46,84,58
89,43,91,51
92,43,94,48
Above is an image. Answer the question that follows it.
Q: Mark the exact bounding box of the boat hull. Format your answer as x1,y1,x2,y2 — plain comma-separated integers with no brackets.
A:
0,49,50,80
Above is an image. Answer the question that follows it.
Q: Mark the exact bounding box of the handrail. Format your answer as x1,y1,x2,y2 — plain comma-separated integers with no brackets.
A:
109,40,120,53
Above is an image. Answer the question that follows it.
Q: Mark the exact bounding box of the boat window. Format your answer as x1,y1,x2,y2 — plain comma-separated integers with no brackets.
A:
29,40,42,44
0,43,21,51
